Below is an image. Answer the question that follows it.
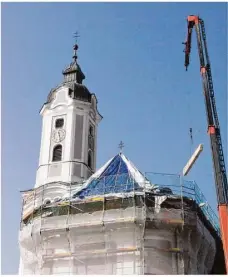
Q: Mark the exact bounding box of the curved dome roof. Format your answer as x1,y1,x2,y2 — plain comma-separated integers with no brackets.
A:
46,81,92,104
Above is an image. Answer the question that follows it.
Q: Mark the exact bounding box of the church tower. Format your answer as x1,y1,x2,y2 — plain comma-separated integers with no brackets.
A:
35,44,102,188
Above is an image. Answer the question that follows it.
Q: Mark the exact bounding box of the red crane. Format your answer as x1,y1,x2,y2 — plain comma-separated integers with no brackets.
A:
183,15,228,273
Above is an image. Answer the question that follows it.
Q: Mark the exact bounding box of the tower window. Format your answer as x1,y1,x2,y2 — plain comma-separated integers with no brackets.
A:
68,89,73,98
89,125,94,137
43,198,51,205
88,151,93,169
55,118,64,128
52,145,62,162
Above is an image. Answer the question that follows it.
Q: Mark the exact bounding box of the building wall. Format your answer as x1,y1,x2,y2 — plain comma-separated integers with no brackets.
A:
19,206,217,275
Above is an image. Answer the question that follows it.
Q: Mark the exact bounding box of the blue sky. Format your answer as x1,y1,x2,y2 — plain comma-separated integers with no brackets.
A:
1,2,227,274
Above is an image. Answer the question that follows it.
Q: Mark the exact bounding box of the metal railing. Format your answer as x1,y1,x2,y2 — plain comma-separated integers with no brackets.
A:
20,172,220,235
145,172,220,235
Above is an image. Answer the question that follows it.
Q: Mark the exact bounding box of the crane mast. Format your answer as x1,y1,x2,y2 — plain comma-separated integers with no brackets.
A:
183,15,228,272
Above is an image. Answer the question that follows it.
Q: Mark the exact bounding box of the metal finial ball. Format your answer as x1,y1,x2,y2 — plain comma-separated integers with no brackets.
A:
74,44,78,50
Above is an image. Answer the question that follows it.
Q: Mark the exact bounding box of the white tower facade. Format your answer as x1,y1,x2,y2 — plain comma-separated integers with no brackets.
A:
35,44,102,187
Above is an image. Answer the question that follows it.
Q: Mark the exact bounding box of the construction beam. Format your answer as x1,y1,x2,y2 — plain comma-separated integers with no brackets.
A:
183,144,203,176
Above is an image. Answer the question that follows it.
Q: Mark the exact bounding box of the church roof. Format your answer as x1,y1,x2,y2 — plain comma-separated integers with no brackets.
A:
45,83,92,104
71,153,155,199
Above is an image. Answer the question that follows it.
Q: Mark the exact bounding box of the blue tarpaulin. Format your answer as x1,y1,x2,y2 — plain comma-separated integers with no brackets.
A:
73,154,145,199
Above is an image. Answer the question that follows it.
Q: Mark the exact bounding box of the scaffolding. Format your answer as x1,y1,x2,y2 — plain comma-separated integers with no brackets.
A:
19,173,220,275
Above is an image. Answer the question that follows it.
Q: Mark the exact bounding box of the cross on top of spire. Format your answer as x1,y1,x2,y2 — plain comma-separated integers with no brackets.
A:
73,31,80,44
118,141,124,153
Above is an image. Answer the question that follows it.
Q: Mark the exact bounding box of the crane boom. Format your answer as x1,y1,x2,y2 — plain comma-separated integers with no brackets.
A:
183,15,228,273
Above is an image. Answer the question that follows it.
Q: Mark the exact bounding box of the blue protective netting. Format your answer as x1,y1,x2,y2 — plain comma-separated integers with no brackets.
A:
73,154,141,199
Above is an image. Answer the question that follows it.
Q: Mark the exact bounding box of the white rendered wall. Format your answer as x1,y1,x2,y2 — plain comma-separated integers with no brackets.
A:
19,206,216,275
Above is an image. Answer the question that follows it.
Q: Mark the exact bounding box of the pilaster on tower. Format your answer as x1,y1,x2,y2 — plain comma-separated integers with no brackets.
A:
35,44,102,188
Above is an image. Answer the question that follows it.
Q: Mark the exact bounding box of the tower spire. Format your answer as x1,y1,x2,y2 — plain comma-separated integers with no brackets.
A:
73,44,78,62
62,33,85,84
73,32,80,62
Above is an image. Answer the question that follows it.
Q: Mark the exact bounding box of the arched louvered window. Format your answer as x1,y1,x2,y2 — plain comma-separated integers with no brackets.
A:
52,145,62,162
43,198,51,205
88,150,93,169
54,196,61,203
